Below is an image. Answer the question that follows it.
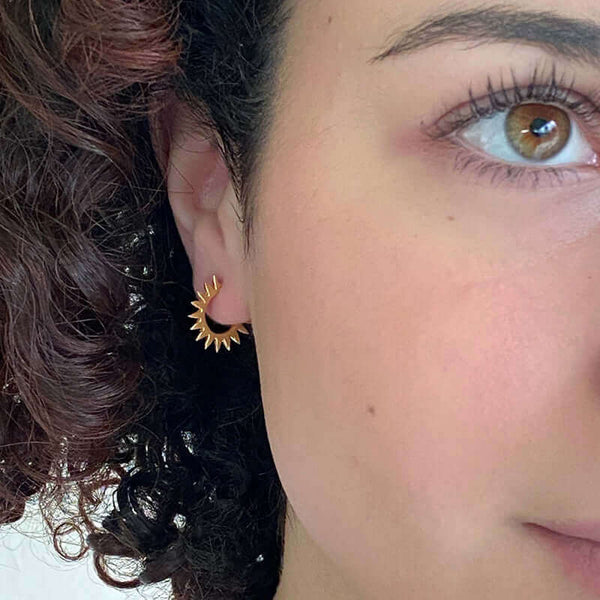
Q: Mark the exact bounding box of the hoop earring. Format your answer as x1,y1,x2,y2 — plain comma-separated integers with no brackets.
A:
188,274,250,352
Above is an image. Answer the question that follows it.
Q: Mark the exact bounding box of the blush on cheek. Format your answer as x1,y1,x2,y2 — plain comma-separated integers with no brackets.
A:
385,126,467,195
387,125,443,159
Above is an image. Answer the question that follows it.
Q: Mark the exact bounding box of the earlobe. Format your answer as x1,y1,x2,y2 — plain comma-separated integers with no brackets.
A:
161,104,251,326
188,183,252,325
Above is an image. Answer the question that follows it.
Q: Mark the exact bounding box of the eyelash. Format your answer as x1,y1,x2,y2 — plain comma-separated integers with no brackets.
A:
423,62,600,190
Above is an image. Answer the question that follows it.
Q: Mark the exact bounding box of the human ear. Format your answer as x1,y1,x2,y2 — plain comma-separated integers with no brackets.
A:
157,101,251,326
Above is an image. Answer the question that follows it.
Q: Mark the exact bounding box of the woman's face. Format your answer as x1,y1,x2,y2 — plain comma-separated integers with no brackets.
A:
172,0,600,597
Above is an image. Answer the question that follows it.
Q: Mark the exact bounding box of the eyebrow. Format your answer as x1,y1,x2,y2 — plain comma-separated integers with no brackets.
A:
369,4,600,66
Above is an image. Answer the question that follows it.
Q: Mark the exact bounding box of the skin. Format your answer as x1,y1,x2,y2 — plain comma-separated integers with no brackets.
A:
165,0,600,597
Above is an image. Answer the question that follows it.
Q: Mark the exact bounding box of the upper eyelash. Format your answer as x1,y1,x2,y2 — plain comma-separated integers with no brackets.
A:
424,61,600,141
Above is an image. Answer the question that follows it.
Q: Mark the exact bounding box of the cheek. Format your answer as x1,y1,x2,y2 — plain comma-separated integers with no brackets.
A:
249,139,598,590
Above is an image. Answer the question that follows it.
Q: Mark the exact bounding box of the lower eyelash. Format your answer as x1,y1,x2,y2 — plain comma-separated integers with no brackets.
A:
450,146,583,190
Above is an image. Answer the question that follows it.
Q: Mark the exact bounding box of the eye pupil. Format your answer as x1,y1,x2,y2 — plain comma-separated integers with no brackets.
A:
529,117,557,137
505,103,571,160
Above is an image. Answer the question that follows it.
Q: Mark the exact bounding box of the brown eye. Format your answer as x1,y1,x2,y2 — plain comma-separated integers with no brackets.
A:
505,103,571,161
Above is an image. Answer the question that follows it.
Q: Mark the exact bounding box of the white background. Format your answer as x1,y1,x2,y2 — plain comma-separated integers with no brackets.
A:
0,497,171,600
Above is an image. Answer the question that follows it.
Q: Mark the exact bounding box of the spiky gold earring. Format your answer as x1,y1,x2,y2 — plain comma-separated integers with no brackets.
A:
188,275,250,352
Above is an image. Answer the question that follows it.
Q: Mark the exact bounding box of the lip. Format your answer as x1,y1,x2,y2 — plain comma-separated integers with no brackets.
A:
524,522,600,597
531,520,600,544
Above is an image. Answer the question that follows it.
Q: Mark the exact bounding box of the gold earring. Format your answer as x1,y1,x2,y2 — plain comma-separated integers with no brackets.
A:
188,274,250,352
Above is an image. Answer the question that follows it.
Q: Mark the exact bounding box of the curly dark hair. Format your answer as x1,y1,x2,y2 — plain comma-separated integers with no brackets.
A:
0,0,294,598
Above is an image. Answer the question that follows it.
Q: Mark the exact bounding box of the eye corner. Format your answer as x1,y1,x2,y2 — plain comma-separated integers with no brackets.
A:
419,116,461,143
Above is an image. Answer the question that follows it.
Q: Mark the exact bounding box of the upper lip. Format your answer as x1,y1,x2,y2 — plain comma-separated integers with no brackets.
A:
528,520,600,544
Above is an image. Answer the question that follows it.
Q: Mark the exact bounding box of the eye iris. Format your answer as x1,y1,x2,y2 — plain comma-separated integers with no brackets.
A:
505,103,571,160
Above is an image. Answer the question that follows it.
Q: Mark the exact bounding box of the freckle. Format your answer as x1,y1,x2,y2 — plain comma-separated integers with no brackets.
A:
447,215,455,221
327,15,333,24
367,405,376,416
